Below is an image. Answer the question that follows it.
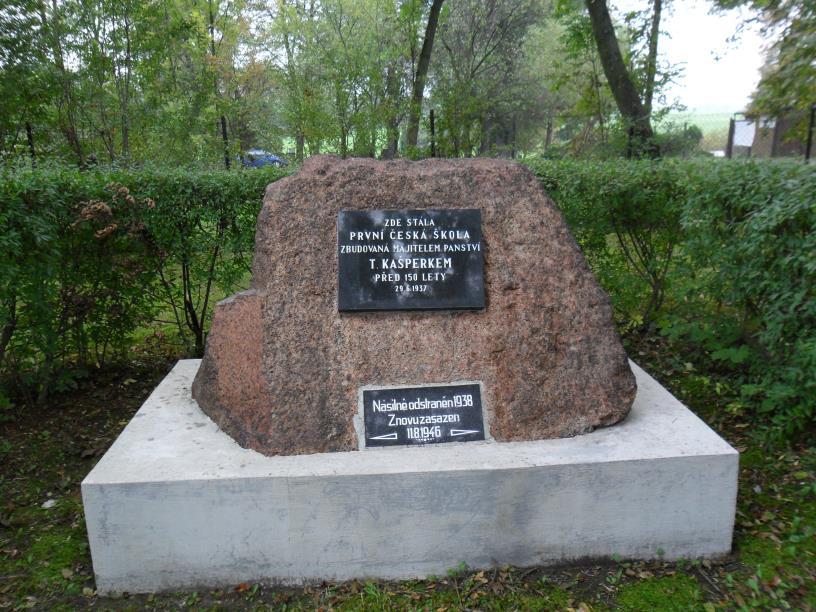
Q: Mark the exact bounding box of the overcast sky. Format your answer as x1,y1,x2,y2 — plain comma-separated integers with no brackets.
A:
613,0,766,113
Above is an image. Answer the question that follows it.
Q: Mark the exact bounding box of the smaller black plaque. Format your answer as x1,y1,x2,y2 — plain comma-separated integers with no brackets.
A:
362,384,485,448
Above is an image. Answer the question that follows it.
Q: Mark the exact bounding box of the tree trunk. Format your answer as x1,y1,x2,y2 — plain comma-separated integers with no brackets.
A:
385,121,400,158
584,0,657,156
384,65,400,158
406,0,445,151
120,4,132,160
643,0,662,116
296,132,305,161
220,115,230,169
40,0,84,165
209,0,230,169
479,116,491,155
545,115,553,150
590,56,607,143
0,295,16,373
511,116,516,159
25,122,36,165
429,109,436,157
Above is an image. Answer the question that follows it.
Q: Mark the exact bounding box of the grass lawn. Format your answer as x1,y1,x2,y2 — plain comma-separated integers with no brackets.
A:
0,333,814,611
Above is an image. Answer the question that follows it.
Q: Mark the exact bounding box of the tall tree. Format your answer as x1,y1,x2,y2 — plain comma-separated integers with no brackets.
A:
433,0,543,157
583,0,656,155
261,0,335,159
38,0,86,164
642,0,661,117
0,0,53,161
535,9,617,154
406,0,445,151
208,0,231,168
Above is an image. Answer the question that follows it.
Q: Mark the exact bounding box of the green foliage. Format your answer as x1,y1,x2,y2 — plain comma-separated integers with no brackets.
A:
527,158,684,329
615,575,704,611
0,163,288,401
0,0,705,165
653,123,704,158
676,160,816,439
2,157,813,439
125,167,278,355
526,158,816,439
430,0,545,158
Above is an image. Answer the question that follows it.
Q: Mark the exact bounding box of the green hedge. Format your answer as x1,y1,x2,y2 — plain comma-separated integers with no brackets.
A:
527,158,816,439
0,164,289,403
2,159,814,438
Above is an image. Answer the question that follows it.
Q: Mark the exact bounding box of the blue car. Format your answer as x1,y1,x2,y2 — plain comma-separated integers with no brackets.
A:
241,150,288,168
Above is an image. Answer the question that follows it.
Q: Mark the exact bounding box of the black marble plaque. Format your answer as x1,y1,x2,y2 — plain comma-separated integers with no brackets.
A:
362,384,485,448
337,209,484,311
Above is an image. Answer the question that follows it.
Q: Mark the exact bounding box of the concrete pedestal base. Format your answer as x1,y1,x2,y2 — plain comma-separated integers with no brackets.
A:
82,360,737,594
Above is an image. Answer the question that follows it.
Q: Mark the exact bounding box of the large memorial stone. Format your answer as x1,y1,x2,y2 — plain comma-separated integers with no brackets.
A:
192,155,636,456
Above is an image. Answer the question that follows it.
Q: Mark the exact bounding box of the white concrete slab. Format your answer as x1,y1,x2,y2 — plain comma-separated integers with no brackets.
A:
82,360,738,594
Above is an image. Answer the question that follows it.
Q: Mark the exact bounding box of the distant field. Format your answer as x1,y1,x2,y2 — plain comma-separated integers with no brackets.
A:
661,111,733,151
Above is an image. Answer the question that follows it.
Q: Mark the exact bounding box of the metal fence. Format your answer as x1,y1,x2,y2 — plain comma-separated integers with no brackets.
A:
725,107,815,161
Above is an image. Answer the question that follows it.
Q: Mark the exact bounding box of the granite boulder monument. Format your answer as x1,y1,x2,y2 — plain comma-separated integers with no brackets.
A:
191,155,637,455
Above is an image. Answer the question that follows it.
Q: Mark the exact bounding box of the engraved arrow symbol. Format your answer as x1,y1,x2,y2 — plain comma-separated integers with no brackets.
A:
369,432,398,441
450,429,480,437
